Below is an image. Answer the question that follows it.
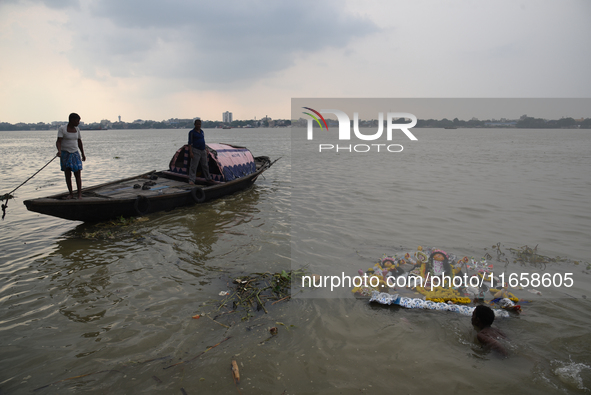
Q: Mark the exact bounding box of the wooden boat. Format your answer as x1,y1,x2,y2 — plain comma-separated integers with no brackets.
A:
24,143,277,222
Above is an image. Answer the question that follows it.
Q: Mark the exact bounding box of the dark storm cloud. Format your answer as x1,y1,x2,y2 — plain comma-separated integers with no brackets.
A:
67,0,379,84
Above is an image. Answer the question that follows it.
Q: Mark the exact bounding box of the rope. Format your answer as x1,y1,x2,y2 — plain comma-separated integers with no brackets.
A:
1,155,58,219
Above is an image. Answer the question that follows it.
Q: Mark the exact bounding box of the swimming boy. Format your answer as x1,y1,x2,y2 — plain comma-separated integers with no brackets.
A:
471,305,508,356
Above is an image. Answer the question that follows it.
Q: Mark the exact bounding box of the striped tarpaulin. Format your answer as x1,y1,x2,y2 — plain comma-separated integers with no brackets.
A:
168,144,256,182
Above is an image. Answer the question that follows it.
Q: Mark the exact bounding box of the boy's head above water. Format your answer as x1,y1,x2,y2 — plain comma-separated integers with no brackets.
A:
472,304,495,329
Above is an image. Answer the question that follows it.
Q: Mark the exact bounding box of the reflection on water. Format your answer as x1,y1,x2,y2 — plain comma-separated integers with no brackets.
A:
37,186,265,327
0,129,292,393
1,128,590,393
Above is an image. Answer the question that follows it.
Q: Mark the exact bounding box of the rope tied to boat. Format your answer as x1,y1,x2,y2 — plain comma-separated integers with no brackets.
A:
1,156,58,219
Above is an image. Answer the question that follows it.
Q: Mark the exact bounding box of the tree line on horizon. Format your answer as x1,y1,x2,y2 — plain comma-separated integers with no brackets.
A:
417,116,590,129
0,118,291,131
293,116,591,129
1,116,590,131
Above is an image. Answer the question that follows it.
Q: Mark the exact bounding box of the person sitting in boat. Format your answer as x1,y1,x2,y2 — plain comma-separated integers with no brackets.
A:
56,113,86,199
188,118,211,185
471,305,508,357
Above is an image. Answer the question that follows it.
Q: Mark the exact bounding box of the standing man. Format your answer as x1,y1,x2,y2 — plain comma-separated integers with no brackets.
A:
56,113,86,199
188,118,211,184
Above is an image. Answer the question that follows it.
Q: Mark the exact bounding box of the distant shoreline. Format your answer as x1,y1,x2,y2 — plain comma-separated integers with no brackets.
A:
1,115,589,131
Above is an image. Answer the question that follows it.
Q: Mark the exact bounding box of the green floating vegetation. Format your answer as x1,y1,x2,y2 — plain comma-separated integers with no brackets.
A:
216,269,305,321
484,242,582,268
508,244,569,265
80,216,148,240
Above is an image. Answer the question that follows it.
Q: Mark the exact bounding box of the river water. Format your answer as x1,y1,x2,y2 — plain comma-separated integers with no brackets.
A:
1,127,590,394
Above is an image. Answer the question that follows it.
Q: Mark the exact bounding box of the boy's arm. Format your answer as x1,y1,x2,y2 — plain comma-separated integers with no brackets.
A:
477,331,508,357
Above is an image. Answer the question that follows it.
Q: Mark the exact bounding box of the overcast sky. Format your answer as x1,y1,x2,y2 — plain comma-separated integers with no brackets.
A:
1,0,590,123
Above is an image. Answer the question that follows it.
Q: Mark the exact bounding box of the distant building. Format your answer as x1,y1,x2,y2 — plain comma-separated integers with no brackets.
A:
118,115,121,122
223,111,233,123
484,121,517,127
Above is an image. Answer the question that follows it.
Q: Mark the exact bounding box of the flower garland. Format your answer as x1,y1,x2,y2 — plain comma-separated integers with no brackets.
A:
415,286,472,304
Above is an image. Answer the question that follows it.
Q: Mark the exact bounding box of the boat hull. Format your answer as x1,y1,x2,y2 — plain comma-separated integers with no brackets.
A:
24,157,272,222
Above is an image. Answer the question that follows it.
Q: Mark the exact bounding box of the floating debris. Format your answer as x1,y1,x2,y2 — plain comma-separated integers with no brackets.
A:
231,359,240,384
215,269,305,321
79,216,149,240
508,244,569,265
